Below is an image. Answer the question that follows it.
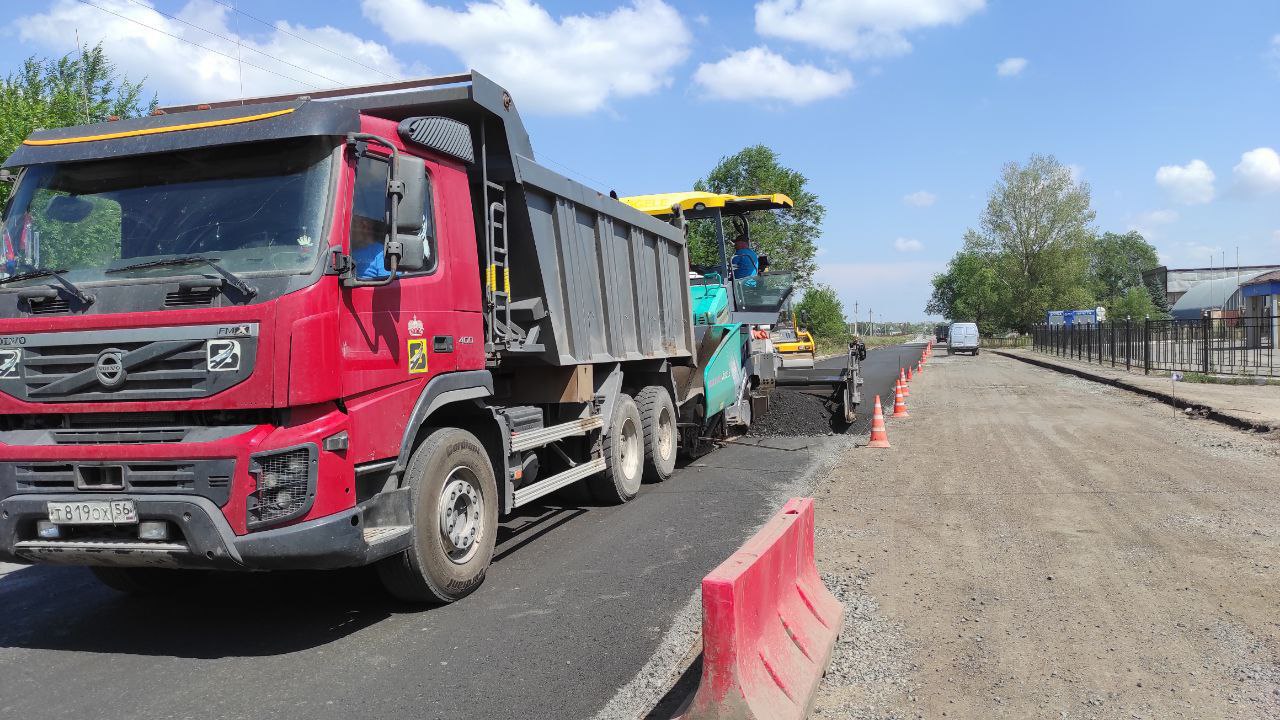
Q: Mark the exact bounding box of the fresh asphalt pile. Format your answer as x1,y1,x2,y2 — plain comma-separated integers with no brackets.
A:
750,345,922,438
748,389,846,436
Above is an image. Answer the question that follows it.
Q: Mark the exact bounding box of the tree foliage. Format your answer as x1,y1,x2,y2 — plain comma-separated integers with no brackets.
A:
690,145,824,285
0,44,154,205
795,283,848,341
928,155,1166,331
1089,231,1162,319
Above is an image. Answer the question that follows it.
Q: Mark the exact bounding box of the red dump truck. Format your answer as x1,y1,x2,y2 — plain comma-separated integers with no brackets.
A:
0,72,749,602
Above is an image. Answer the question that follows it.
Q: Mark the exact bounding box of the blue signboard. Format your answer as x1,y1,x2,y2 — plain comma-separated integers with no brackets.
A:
1046,307,1107,326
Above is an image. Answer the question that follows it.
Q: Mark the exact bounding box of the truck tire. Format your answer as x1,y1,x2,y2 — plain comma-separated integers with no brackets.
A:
636,386,677,482
90,567,208,596
377,427,498,604
589,393,644,503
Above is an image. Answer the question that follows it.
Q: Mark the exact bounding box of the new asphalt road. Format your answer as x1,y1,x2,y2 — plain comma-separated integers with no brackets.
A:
0,344,923,720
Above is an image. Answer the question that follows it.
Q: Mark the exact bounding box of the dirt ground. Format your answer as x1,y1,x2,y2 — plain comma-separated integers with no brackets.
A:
810,351,1280,719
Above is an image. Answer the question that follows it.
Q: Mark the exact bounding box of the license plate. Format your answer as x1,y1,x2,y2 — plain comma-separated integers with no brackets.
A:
47,500,138,525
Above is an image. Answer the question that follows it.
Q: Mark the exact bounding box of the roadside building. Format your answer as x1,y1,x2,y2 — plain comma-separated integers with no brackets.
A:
1167,272,1264,320
1145,264,1280,307
1241,270,1280,348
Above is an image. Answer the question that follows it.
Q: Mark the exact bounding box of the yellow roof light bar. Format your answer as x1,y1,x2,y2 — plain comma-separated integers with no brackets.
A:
619,191,794,219
22,107,296,146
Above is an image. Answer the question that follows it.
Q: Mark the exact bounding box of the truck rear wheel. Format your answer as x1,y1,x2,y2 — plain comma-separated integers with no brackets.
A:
589,393,644,503
90,567,208,596
377,427,498,604
636,386,677,482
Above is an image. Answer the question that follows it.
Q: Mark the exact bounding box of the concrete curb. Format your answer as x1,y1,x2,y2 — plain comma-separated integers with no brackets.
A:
994,350,1279,435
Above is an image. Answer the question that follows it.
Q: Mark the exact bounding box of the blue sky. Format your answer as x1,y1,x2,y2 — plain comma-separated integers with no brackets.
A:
3,0,1280,320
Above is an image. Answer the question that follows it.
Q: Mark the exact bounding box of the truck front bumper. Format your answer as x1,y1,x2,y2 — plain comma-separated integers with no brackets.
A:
0,489,411,571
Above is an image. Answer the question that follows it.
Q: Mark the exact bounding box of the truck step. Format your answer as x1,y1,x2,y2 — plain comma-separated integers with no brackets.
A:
510,415,603,452
362,526,411,545
512,456,607,507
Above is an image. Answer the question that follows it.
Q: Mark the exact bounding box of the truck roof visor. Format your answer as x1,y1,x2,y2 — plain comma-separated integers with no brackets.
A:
398,116,475,163
3,101,359,169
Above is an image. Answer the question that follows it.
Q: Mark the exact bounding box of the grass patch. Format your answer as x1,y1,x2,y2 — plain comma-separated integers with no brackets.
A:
1157,370,1280,386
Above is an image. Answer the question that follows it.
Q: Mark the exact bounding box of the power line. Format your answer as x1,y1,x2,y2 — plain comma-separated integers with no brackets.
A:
207,0,400,82
72,0,321,91
121,0,342,88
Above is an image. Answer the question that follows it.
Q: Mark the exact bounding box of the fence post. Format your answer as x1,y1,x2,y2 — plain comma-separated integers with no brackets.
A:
1143,316,1151,375
1110,321,1116,367
1125,317,1131,371
1201,312,1211,375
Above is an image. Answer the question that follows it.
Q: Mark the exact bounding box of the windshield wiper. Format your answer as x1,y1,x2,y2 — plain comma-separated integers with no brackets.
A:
0,268,94,306
107,256,257,298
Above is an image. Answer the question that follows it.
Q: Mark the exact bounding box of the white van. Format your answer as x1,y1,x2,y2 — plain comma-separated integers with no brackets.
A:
948,322,980,355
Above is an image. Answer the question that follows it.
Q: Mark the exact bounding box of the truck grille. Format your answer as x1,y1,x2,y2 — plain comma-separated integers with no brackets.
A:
0,324,257,403
1,459,235,506
246,445,317,529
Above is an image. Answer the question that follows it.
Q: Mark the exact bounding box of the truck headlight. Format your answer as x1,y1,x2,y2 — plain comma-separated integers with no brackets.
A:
247,444,317,529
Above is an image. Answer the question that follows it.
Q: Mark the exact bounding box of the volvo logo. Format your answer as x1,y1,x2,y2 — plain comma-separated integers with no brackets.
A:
95,349,127,389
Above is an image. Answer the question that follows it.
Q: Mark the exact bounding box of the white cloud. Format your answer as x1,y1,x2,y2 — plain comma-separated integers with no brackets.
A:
1126,209,1179,240
893,237,924,252
693,47,852,104
902,190,936,207
1155,159,1215,205
755,0,986,58
362,0,690,114
995,57,1027,77
15,0,406,104
1268,34,1280,74
1232,147,1280,195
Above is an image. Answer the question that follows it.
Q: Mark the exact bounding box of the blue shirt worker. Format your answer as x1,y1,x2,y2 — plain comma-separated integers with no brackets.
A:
731,239,759,279
351,163,391,280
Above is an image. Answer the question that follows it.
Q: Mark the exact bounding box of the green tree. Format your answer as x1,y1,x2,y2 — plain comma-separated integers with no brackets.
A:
0,44,154,205
926,247,1004,335
965,154,1096,330
795,284,847,341
690,145,824,285
1109,285,1157,320
1090,229,1162,308
1144,274,1171,317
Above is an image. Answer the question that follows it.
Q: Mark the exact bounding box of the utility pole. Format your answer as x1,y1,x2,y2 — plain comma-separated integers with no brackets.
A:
852,302,858,336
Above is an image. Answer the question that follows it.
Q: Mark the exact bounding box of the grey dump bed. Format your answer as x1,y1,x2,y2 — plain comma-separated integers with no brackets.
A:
325,71,694,367
506,159,693,366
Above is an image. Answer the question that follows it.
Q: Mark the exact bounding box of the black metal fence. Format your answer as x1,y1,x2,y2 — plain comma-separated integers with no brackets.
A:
1031,315,1278,377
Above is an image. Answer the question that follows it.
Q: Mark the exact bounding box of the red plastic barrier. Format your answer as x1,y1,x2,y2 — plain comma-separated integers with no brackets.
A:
683,498,843,720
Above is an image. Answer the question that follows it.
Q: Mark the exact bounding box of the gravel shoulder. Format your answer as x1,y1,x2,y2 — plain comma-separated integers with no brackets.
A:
811,351,1280,719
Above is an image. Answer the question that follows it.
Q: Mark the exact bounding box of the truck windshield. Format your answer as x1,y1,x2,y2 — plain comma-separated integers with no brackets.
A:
0,138,335,286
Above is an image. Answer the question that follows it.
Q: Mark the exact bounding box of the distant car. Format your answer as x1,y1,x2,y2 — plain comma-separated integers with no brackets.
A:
948,322,979,355
934,324,949,342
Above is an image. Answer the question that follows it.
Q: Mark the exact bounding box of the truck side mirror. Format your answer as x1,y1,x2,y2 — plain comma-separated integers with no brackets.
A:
391,154,429,272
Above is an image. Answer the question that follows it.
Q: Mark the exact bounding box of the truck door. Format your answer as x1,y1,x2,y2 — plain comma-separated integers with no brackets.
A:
338,148,457,398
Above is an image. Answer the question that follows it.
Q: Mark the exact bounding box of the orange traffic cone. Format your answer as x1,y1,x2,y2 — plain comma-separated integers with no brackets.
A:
867,395,891,448
891,381,910,418
899,368,910,397
906,366,914,382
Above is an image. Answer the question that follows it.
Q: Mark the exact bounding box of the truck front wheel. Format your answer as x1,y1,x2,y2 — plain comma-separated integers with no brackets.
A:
636,386,677,482
589,393,644,503
377,427,498,604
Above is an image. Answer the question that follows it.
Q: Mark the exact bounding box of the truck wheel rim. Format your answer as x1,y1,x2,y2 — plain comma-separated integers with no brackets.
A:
439,468,483,564
656,406,675,463
620,417,642,490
